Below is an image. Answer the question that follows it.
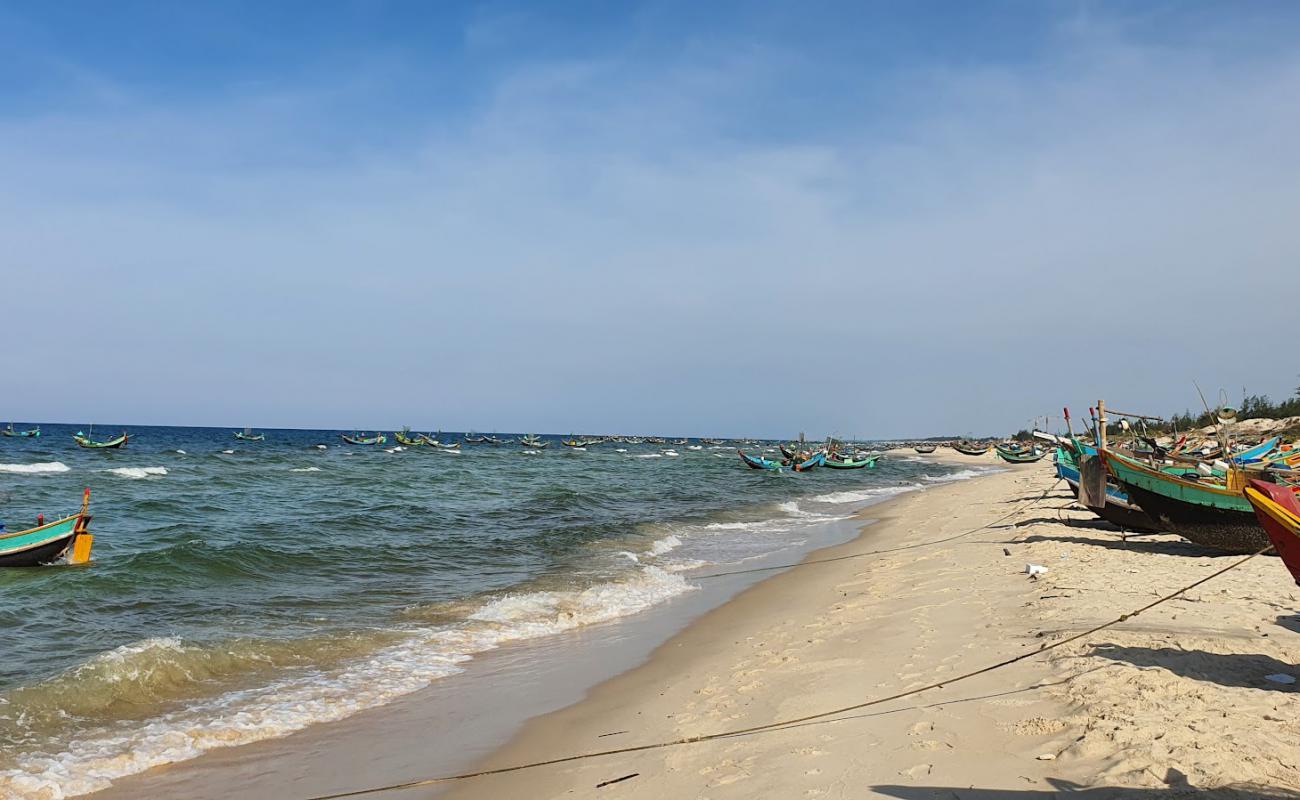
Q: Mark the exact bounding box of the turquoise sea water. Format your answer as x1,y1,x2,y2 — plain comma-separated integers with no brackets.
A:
0,424,988,797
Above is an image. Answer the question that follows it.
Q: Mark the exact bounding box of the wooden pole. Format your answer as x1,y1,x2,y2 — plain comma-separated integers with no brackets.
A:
1098,400,1108,452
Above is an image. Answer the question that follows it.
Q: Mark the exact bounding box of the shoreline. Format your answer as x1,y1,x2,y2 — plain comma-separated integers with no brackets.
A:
83,451,990,799
443,458,1300,799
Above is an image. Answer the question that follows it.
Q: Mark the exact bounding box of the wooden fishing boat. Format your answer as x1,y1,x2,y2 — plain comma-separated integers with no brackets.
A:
521,435,548,448
738,450,782,470
1056,446,1160,532
995,445,1047,464
341,433,387,446
792,452,826,472
779,444,798,460
1229,437,1280,465
1101,449,1269,553
952,441,990,456
233,428,265,441
563,437,595,448
1244,479,1300,584
2,423,39,438
73,430,128,449
393,429,424,447
1,490,94,567
913,444,936,454
823,454,880,470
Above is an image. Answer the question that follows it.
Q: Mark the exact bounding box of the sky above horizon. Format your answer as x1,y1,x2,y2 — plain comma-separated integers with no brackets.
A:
3,1,1299,439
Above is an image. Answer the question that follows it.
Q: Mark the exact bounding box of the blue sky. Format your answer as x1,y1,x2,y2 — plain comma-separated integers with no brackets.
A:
3,1,1299,438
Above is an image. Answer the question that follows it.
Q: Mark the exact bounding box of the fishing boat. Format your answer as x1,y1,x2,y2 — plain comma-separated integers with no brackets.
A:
73,429,128,449
463,433,489,444
563,437,596,448
1055,446,1160,532
952,441,990,456
233,427,265,441
1229,437,1280,465
0,489,94,567
1100,449,1270,553
995,445,1047,464
341,432,387,446
700,438,723,446
779,444,798,460
394,429,425,447
521,434,548,448
823,453,880,470
913,444,936,454
1244,479,1300,584
738,450,782,470
792,451,826,472
2,423,39,438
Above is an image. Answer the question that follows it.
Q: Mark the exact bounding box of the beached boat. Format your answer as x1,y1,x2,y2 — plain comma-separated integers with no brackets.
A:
952,441,990,456
824,453,880,470
792,452,826,472
1056,446,1160,532
0,490,94,567
1100,449,1269,553
738,450,782,470
2,423,39,438
233,428,265,441
341,433,387,446
73,430,128,449
913,444,936,454
1229,437,1280,465
1244,479,1300,584
394,429,424,447
995,445,1047,464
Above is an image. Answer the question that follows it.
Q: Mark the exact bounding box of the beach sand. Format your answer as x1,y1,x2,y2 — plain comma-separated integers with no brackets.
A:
438,454,1300,799
88,453,1300,799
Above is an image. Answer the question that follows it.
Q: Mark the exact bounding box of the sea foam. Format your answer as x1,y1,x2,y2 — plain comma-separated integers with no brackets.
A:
0,461,70,475
106,467,168,479
0,568,694,798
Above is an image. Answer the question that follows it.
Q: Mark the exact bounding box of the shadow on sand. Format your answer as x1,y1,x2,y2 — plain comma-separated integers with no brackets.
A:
874,773,1300,799
1013,532,1230,558
1089,644,1298,692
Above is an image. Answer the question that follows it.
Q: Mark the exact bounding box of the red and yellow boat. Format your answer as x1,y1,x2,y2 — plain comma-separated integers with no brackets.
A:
1243,480,1300,585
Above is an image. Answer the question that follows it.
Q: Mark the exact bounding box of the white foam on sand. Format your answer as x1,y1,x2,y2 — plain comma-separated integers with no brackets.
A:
0,461,70,475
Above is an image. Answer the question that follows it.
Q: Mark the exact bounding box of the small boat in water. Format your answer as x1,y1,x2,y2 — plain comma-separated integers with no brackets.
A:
0,489,94,567
521,434,548,448
738,449,782,470
2,423,39,438
341,432,387,446
824,453,880,470
234,427,265,441
394,429,424,447
1244,479,1300,584
73,428,128,449
792,451,826,472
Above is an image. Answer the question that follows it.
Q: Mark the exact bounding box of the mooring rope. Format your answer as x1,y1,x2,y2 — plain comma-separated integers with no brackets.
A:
301,476,1273,800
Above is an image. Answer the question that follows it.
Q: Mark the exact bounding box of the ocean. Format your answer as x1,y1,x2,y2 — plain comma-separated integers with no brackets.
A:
0,424,990,797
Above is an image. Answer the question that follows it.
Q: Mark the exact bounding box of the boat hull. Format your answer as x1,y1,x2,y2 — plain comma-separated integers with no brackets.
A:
0,515,83,567
1245,480,1300,585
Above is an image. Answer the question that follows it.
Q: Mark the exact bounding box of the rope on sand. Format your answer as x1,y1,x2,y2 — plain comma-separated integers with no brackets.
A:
304,478,1275,800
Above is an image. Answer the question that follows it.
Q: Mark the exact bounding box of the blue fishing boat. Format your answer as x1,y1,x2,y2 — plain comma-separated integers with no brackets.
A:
2,423,39,438
738,450,782,471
